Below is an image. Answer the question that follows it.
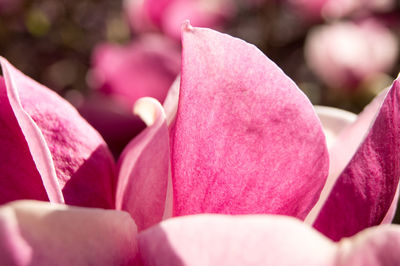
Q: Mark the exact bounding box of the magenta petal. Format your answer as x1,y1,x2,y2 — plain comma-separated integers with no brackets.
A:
116,97,171,231
0,200,138,265
314,79,400,241
171,23,329,218
1,58,116,208
138,214,337,266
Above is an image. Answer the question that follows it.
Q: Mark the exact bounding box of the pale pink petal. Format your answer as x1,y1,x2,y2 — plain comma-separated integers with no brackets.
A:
337,225,400,265
116,97,171,231
305,20,398,91
163,75,180,126
314,79,400,241
1,57,116,209
313,105,357,149
0,200,138,265
171,22,329,218
91,35,180,107
138,214,337,266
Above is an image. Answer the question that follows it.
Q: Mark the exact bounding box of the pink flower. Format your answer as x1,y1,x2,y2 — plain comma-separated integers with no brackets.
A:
305,20,398,91
0,22,399,264
124,0,236,39
90,35,181,108
117,22,400,242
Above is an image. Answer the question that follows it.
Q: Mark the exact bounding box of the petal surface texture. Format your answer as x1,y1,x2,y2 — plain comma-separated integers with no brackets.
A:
116,97,171,231
138,214,337,266
0,58,116,208
0,200,138,266
139,214,400,266
314,79,400,241
172,23,329,218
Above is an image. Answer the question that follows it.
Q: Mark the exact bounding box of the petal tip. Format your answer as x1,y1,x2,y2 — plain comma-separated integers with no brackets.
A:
182,20,194,33
133,97,164,127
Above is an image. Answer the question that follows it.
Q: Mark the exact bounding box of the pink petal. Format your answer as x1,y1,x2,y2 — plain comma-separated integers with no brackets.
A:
91,35,180,107
0,200,138,265
313,105,357,149
171,22,329,218
337,225,400,265
77,93,146,158
314,79,400,241
138,214,337,266
116,97,171,231
1,57,116,209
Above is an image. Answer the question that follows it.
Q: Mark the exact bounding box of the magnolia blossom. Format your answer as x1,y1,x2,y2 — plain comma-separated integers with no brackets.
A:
124,0,235,39
0,22,399,264
305,20,398,91
90,34,181,108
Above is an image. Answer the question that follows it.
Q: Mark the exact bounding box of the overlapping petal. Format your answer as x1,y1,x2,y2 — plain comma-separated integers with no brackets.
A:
0,200,138,265
139,214,400,266
0,57,116,208
171,22,329,218
313,79,400,240
116,98,171,231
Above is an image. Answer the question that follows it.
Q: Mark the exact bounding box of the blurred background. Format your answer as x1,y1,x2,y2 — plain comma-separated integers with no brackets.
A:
0,0,399,220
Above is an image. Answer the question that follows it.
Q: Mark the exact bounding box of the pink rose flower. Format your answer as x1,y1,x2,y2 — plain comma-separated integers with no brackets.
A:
305,20,398,91
0,22,399,264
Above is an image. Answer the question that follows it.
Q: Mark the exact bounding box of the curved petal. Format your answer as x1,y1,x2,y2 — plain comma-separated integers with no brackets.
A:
337,225,400,265
314,79,400,241
0,200,138,265
138,214,337,266
1,57,116,209
313,105,357,149
116,97,171,231
171,22,329,218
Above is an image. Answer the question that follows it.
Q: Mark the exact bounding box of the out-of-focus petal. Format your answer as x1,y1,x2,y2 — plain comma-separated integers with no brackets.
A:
172,22,329,219
161,0,236,39
337,225,400,265
116,98,171,231
305,20,398,91
124,0,235,39
77,93,146,158
90,35,180,108
0,200,138,266
313,79,400,241
138,214,337,266
1,57,116,209
139,214,400,266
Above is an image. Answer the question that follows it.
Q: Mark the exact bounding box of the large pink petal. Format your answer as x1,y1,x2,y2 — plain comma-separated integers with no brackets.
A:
0,76,53,204
0,200,138,265
1,57,116,209
116,97,171,231
314,79,400,241
138,214,400,266
171,22,329,218
138,214,337,266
